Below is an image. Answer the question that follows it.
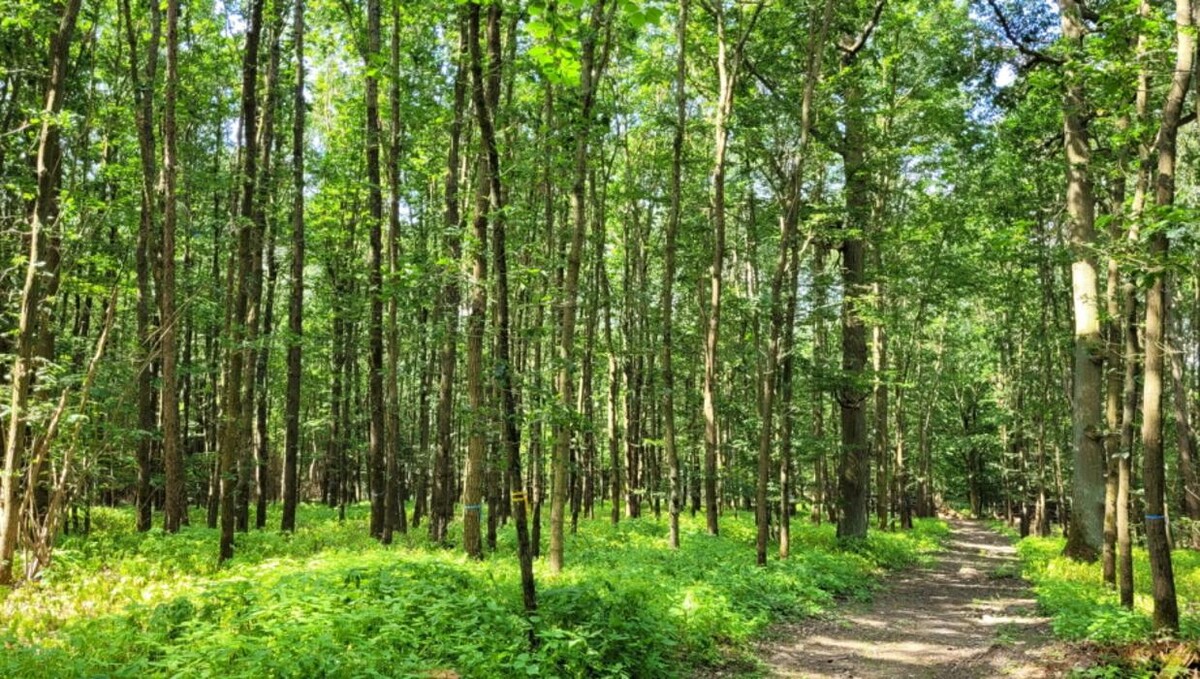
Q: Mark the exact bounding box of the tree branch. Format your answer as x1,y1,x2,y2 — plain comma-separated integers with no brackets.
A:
839,0,885,62
983,0,1063,67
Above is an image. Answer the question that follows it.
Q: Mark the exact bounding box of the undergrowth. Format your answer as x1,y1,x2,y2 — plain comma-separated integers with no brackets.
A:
1,505,947,678
1011,535,1200,645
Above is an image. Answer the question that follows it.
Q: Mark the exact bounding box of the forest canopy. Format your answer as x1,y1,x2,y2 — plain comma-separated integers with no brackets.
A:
1,0,1200,672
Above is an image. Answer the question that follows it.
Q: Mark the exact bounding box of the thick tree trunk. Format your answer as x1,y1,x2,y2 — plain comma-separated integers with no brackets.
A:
1058,0,1106,562
837,71,870,541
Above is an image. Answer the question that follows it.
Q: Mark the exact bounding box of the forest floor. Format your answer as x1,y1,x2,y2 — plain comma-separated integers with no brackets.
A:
745,520,1082,678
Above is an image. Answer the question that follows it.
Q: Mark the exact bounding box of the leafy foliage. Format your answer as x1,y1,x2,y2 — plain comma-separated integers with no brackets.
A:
1012,535,1200,644
1,505,946,678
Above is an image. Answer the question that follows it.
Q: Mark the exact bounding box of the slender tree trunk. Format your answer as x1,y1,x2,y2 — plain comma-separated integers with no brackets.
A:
663,0,688,550
0,0,82,585
1169,334,1199,518
467,0,536,613
281,0,305,534
461,4,494,559
121,0,163,534
431,16,469,544
254,9,284,531
1139,0,1192,631
161,0,184,533
702,3,733,538
363,0,386,540
549,0,610,574
219,0,265,562
381,0,407,543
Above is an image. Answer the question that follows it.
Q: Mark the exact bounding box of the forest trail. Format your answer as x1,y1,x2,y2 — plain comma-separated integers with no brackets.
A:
753,520,1071,678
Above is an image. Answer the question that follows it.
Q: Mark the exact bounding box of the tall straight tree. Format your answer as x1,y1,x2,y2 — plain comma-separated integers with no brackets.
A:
549,0,613,574
161,0,184,532
662,0,688,550
120,0,162,534
281,0,306,534
431,13,469,545
701,0,761,537
364,0,387,540
382,0,408,543
461,0,494,560
835,0,884,541
1057,0,1105,562
1140,0,1192,632
219,0,265,563
758,0,832,564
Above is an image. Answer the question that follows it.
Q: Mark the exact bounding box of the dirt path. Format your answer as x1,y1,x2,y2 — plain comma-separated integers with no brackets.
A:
754,520,1073,678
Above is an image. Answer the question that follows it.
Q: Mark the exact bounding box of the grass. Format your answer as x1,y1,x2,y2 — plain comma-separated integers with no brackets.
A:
1010,535,1200,644
1,504,948,678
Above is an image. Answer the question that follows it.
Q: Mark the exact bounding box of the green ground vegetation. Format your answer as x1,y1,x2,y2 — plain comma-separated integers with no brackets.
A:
1,506,947,678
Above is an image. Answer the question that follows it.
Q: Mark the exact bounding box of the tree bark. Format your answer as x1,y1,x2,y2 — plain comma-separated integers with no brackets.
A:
663,0,688,550
161,0,184,534
549,0,610,574
281,0,306,534
431,14,469,545
0,0,83,585
1139,0,1192,632
219,0,265,562
1058,0,1106,562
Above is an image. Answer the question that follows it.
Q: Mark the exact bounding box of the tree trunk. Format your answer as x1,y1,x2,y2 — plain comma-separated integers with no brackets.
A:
1139,0,1192,631
219,0,265,562
431,15,468,545
363,0,386,540
549,0,609,574
0,0,83,585
280,0,306,534
1058,0,1106,562
663,0,688,550
836,70,870,541
161,0,184,534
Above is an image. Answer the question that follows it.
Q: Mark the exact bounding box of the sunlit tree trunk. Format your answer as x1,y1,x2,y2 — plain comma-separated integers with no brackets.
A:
1058,0,1106,562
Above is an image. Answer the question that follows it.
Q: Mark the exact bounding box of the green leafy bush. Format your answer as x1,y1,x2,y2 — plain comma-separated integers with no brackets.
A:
1013,535,1200,644
1,505,946,678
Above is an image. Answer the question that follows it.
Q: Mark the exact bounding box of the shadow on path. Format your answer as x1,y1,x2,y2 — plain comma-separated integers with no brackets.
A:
752,519,1071,679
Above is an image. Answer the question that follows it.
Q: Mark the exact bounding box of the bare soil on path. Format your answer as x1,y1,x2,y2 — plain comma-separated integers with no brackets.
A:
749,519,1078,678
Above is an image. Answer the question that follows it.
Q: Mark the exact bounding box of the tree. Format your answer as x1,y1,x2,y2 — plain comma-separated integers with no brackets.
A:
0,0,84,585
1139,0,1192,632
835,0,884,542
1057,0,1105,563
281,0,306,534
